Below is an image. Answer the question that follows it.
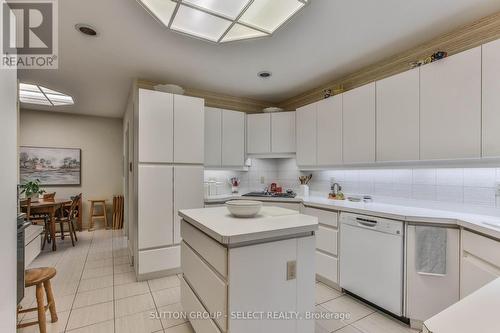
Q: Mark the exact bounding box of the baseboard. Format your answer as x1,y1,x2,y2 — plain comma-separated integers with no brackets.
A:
316,274,341,291
137,267,182,281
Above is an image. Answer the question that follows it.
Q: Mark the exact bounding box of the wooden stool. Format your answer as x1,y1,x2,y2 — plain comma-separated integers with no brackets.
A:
88,199,108,231
17,267,58,333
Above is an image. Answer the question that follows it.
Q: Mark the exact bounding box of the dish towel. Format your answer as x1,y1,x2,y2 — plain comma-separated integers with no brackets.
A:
415,226,447,275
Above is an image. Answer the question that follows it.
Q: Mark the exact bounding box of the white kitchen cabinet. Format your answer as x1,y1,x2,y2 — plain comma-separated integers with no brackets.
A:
296,103,317,166
460,230,500,298
317,95,343,166
138,89,173,163
204,107,222,167
376,68,420,162
271,111,296,153
482,39,500,158
247,113,271,154
138,164,173,249
173,166,204,244
420,46,481,160
174,94,204,164
302,206,339,286
406,225,459,323
342,83,376,164
181,221,315,333
222,110,245,166
261,201,301,211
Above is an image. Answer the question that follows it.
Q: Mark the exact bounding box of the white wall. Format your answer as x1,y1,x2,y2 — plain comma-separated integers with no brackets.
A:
0,68,18,331
19,110,123,228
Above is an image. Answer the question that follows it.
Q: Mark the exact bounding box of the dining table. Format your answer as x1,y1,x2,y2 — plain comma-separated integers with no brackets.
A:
25,198,72,251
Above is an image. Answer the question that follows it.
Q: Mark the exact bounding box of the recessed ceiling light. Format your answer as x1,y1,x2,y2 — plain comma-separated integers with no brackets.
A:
258,71,272,78
19,83,74,107
138,0,309,43
75,23,98,36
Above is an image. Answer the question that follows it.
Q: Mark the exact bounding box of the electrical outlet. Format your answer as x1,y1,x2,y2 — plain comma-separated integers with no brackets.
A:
260,176,265,184
286,261,296,280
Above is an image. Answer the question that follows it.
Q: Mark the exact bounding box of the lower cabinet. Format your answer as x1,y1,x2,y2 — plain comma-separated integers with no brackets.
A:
302,206,339,287
262,201,301,211
181,220,315,333
25,224,43,267
460,230,500,298
406,225,460,323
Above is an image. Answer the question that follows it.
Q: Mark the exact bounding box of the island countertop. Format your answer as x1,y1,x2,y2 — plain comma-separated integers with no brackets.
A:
178,206,318,246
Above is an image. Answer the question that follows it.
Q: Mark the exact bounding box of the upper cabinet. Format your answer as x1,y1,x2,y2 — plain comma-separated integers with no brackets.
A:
296,104,317,166
342,83,376,164
376,68,420,162
317,95,342,166
222,110,246,167
204,108,245,168
420,46,482,160
271,112,296,153
482,39,500,158
174,94,205,164
204,108,222,167
247,113,271,154
247,112,296,156
138,89,174,163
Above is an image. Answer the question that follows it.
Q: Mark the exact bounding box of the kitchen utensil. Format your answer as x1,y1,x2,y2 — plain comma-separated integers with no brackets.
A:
226,200,262,218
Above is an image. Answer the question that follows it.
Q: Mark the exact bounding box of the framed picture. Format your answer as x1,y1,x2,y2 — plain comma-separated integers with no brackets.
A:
19,146,81,186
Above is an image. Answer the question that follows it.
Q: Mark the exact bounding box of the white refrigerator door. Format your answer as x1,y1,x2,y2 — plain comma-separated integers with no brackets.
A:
340,223,404,315
173,166,204,244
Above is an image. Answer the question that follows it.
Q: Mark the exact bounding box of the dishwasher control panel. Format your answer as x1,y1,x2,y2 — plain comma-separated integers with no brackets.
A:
340,212,403,235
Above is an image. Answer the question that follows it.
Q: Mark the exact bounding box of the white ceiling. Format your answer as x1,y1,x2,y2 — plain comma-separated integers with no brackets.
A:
19,0,500,118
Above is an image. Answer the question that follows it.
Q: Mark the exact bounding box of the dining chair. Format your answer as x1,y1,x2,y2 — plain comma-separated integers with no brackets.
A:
20,198,31,219
43,192,56,200
56,194,81,246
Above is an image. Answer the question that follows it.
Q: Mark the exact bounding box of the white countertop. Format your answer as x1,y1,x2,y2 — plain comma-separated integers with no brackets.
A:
423,277,500,333
204,194,500,240
179,206,318,245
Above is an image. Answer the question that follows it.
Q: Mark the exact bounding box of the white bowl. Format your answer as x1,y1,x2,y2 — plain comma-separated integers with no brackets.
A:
262,107,283,113
226,200,262,218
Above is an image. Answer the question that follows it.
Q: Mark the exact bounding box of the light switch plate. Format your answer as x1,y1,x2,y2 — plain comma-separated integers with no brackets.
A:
287,261,296,280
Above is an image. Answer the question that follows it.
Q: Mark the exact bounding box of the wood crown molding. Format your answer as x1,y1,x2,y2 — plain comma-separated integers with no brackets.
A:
138,10,500,113
136,79,275,113
277,10,500,111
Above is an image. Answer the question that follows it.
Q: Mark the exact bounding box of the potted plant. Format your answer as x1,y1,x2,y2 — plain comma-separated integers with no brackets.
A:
20,179,45,202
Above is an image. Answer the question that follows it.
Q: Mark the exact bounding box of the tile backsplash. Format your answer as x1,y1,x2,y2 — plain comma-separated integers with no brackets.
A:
205,159,500,211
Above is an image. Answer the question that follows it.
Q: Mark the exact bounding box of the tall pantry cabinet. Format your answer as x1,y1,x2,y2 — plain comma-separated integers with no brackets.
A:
135,88,204,279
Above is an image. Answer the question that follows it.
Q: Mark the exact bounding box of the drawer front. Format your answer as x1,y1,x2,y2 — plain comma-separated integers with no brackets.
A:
138,246,180,275
461,254,500,298
181,242,227,330
180,277,222,333
25,225,43,245
25,235,41,267
316,226,337,255
303,206,338,227
262,202,301,211
316,251,338,284
462,230,500,268
181,221,227,277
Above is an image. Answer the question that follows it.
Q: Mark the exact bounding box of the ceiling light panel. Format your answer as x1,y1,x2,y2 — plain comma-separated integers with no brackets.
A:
221,23,267,42
171,4,232,41
240,0,304,33
140,0,177,26
138,0,308,43
182,0,251,19
19,83,74,107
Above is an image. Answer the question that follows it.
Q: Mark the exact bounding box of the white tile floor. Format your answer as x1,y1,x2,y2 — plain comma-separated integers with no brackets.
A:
18,229,420,333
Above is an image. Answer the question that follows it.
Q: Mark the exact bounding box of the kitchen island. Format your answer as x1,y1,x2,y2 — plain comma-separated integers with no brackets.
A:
178,206,318,333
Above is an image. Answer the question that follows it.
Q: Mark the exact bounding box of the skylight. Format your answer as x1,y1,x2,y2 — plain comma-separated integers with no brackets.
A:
138,0,308,43
19,83,74,106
